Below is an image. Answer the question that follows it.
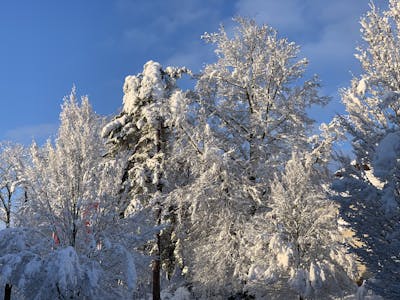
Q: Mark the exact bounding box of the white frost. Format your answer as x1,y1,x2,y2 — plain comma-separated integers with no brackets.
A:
101,115,127,138
373,131,400,179
123,61,165,114
356,78,367,96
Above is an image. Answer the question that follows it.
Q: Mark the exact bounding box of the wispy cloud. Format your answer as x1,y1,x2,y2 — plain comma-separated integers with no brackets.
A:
233,0,388,122
235,0,307,33
114,0,229,72
116,0,221,35
121,28,160,51
3,123,58,145
234,1,379,84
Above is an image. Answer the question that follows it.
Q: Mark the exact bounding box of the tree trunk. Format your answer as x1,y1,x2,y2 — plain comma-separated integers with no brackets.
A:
152,202,162,300
5,205,11,300
152,119,165,300
152,243,161,300
5,210,10,229
4,284,12,300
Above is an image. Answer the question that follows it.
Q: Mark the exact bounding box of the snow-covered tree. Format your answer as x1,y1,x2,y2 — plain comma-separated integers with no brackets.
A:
169,142,256,297
247,152,357,299
2,89,146,299
23,89,112,249
0,144,28,300
332,1,400,297
0,142,27,228
198,17,329,178
177,17,329,297
102,61,196,299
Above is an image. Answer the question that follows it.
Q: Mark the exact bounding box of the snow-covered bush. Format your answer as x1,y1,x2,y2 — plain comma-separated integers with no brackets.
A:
0,227,102,299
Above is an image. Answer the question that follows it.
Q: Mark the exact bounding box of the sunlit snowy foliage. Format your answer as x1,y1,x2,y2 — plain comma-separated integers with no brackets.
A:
0,91,155,299
247,153,357,299
1,6,398,299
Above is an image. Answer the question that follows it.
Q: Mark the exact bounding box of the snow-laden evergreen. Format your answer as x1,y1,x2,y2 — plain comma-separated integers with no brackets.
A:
0,227,101,299
102,61,196,298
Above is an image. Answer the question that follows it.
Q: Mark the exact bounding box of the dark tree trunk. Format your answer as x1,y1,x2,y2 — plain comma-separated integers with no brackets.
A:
152,203,162,300
152,242,161,300
152,119,165,300
5,202,11,300
5,210,10,229
152,200,162,300
4,284,12,300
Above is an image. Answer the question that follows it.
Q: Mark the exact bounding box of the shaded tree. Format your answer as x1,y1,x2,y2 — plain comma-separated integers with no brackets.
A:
332,1,400,297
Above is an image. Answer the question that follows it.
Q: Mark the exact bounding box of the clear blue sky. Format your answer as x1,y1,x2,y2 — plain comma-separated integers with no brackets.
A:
0,0,388,144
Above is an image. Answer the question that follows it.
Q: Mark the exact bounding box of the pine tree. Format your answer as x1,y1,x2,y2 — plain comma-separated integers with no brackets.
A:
102,61,194,299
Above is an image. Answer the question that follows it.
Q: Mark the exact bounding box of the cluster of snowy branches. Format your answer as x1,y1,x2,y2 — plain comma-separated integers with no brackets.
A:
330,1,400,298
1,3,399,299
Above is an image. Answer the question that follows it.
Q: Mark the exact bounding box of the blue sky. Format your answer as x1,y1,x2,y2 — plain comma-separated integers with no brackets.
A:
0,0,388,144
